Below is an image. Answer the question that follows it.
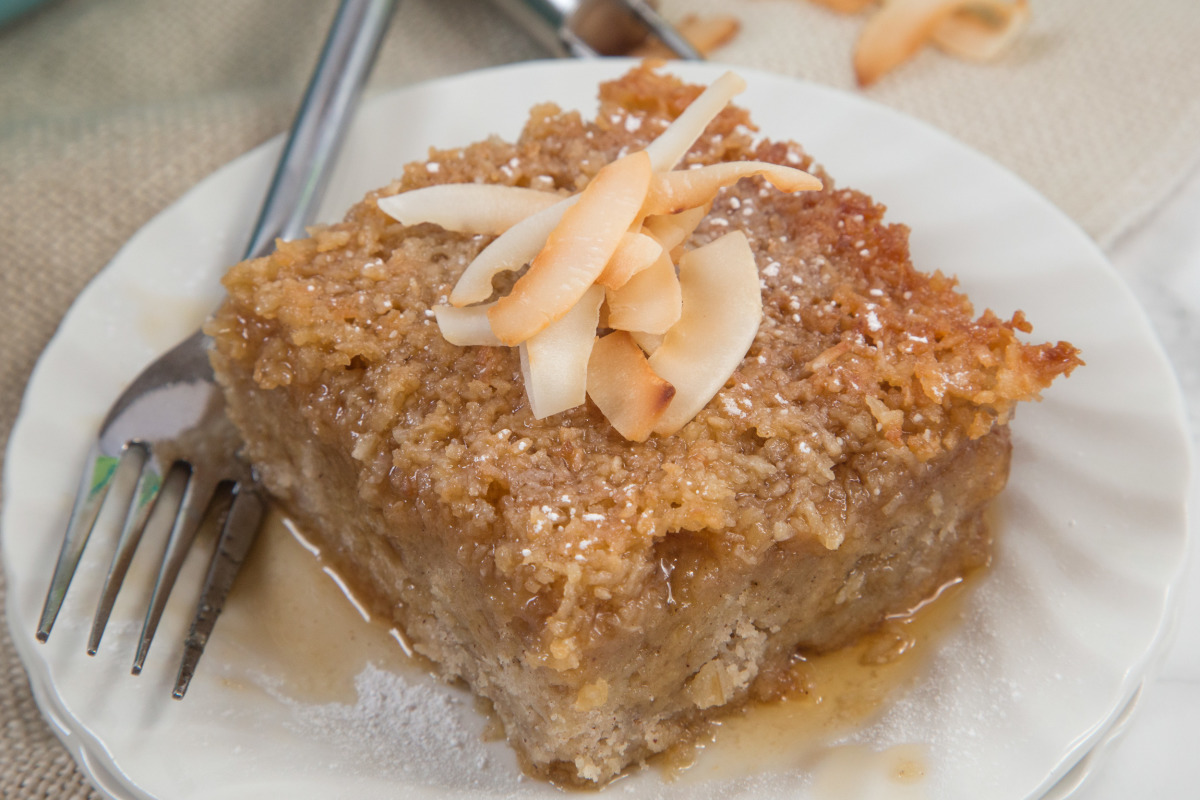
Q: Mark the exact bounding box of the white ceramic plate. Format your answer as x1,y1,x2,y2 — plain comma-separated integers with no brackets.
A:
2,60,1191,800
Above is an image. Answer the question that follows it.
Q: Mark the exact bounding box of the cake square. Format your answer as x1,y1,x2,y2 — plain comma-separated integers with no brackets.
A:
205,64,1079,783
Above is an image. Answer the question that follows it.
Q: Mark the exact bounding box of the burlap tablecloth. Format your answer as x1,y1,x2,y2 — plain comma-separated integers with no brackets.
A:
2,1,1198,797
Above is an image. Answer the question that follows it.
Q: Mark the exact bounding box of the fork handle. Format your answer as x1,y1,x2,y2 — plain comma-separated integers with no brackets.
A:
243,0,396,260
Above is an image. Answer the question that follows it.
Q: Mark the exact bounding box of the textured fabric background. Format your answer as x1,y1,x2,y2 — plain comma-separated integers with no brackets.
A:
2,1,1198,797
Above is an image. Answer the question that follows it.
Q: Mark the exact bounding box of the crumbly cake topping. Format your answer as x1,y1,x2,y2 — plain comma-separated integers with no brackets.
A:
207,64,1079,669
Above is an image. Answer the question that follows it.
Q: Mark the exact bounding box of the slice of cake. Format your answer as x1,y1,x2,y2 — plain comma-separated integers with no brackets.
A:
205,63,1080,784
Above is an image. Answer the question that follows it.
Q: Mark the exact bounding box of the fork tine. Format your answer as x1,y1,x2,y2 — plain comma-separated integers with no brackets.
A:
37,445,123,642
174,482,266,699
87,443,163,655
131,466,222,675
34,0,394,695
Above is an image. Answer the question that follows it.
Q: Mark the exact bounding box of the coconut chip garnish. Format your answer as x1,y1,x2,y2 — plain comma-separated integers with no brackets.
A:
378,71,823,441
808,0,1031,86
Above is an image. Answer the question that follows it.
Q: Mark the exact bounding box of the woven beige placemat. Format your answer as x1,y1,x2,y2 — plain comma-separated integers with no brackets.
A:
2,1,1198,797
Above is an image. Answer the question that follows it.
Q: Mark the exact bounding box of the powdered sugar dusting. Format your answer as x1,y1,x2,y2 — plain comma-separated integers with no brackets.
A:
276,665,512,792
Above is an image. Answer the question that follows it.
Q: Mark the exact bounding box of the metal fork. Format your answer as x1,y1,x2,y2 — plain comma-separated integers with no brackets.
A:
488,0,704,59
35,0,395,699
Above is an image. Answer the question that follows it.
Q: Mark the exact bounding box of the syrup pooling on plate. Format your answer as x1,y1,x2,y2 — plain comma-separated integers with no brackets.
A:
215,508,421,705
216,504,970,790
659,575,970,788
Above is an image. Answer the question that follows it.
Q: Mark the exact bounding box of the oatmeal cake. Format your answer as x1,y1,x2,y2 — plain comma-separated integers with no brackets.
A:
205,64,1080,783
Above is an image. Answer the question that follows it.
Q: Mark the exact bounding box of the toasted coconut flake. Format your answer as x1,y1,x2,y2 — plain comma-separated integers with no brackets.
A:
642,161,822,216
429,69,776,440
520,285,605,419
597,232,664,290
630,330,665,356
586,331,676,442
643,204,709,254
649,231,762,435
433,303,502,346
449,196,576,307
489,151,653,346
643,71,747,172
377,184,561,235
855,0,964,86
605,250,683,335
933,0,1030,61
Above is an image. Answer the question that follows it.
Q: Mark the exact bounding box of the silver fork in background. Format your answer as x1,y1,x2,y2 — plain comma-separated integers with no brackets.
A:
35,0,396,699
488,0,704,59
